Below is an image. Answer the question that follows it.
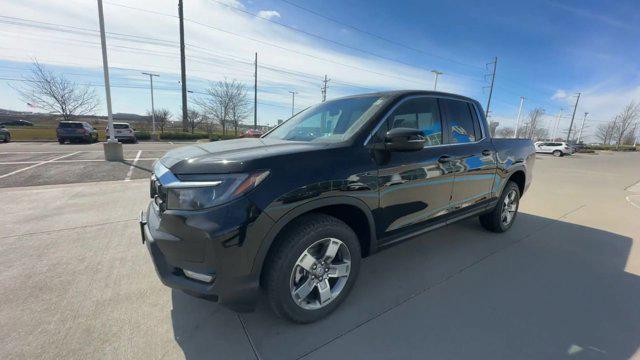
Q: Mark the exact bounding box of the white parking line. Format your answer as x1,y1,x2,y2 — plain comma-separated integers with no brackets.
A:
0,158,158,165
626,196,640,209
0,151,80,179
124,150,142,181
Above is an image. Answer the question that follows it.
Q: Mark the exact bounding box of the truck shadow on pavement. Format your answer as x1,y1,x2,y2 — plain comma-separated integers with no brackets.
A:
170,213,640,360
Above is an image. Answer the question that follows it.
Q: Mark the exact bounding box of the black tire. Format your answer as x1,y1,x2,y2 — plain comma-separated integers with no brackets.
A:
553,150,562,157
58,138,65,144
479,181,520,233
3,135,9,143
264,213,361,323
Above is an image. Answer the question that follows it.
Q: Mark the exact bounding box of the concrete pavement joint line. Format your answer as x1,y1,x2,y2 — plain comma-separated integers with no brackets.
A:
296,205,587,360
0,151,80,179
0,218,137,239
238,314,262,360
124,150,143,181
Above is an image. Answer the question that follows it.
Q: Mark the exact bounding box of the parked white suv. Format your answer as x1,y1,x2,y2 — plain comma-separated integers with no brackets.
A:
534,141,573,156
106,122,137,143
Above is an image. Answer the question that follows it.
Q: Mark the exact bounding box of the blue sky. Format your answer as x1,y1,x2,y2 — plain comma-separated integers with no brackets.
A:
0,0,638,139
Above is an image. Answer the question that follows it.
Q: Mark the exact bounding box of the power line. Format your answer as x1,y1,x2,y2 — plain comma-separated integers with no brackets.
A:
102,1,430,86
209,0,479,76
276,0,485,71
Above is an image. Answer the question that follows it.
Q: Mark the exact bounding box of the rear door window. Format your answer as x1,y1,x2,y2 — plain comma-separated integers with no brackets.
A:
440,99,477,143
58,122,82,129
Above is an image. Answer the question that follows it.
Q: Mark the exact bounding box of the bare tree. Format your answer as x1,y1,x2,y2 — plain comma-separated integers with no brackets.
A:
594,120,616,145
194,79,250,136
623,122,638,145
229,85,251,136
14,61,99,121
518,108,545,139
146,108,172,133
496,127,515,138
612,101,640,149
182,108,204,133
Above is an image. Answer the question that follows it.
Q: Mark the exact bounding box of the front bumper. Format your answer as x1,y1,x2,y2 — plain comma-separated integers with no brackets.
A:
139,199,275,311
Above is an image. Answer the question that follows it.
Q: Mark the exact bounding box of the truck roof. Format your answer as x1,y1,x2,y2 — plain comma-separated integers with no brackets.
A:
334,90,481,106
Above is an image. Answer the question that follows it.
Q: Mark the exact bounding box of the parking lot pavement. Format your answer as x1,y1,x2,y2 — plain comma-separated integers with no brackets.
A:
1,151,640,359
0,141,197,188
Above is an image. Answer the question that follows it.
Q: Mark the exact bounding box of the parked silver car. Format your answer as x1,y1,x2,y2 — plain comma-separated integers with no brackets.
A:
534,141,573,156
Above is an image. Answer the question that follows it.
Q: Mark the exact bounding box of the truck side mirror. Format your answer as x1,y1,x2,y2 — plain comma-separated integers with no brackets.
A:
385,127,425,151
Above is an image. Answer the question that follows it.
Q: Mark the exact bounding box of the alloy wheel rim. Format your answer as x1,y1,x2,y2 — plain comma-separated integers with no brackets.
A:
290,238,351,310
501,189,518,226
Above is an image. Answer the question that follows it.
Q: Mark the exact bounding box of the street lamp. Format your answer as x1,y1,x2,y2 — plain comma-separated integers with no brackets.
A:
142,72,159,140
288,91,297,117
96,0,123,161
431,70,443,91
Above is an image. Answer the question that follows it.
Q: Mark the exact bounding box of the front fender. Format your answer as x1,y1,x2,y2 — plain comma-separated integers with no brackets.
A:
250,196,377,278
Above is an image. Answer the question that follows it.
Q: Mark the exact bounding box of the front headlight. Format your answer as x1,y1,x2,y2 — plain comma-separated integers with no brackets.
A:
165,171,270,210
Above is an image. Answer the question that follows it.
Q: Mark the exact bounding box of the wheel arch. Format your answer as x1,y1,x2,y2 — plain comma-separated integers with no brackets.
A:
506,169,526,195
252,196,377,281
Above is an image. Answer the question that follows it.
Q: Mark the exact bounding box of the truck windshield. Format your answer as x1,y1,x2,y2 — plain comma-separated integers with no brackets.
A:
264,95,386,142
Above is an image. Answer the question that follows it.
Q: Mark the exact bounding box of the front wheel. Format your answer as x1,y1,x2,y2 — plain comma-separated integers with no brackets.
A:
479,181,520,233
264,213,361,323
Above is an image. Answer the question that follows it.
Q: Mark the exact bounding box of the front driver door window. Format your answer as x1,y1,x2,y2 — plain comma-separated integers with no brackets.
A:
376,96,454,241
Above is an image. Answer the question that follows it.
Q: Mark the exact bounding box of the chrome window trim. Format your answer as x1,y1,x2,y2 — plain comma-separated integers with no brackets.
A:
363,94,488,147
153,161,222,188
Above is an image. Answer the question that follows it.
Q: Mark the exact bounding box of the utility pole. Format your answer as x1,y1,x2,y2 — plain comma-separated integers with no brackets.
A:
552,108,563,140
96,0,122,160
565,92,581,143
321,75,330,102
142,72,159,138
178,0,188,132
288,91,297,117
431,70,443,91
577,112,588,143
485,57,497,118
514,96,525,138
254,52,257,129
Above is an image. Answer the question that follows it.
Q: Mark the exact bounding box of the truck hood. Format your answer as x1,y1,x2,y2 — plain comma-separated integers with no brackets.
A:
160,138,328,174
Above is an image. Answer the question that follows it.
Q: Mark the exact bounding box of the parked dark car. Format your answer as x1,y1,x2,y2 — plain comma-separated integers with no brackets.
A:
140,90,535,323
0,119,33,126
56,121,98,144
0,125,10,143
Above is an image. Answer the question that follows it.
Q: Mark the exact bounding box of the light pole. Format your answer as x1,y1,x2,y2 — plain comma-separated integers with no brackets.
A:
577,112,588,144
514,96,525,138
566,92,581,143
97,0,122,161
142,72,159,140
431,70,443,91
552,109,563,140
289,91,297,117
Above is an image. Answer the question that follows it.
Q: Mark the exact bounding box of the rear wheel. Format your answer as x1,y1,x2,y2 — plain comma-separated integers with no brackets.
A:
58,138,65,144
264,213,361,323
3,134,9,143
553,150,562,157
479,181,520,233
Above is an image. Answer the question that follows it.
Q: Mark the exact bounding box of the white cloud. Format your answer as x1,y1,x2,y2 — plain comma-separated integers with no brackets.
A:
551,89,567,100
257,10,281,20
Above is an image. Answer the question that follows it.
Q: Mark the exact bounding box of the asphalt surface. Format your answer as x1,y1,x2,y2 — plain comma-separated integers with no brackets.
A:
0,141,196,188
1,145,640,359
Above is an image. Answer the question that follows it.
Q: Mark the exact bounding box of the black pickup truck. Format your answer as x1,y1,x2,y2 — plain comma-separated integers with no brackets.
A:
140,90,535,323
